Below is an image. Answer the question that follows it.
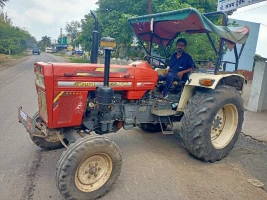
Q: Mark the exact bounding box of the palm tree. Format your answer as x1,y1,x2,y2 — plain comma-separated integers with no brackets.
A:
41,36,51,47
0,0,9,8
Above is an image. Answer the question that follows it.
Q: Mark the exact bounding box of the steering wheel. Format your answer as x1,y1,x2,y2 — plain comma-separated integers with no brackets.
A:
144,55,168,69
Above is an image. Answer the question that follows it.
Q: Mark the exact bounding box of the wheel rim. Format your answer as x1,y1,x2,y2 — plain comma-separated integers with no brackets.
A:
75,153,113,192
211,103,238,149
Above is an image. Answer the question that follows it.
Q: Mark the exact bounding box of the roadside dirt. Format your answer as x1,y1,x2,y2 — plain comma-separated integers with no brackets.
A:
0,53,30,71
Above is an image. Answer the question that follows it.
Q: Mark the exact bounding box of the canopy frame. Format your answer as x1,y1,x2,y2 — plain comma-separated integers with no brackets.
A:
128,8,249,74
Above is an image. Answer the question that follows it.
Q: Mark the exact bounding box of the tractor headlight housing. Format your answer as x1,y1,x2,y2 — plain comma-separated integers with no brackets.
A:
35,73,45,89
34,65,45,89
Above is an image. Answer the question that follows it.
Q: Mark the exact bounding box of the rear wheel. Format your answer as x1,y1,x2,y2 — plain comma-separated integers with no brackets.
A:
180,85,244,162
56,136,122,200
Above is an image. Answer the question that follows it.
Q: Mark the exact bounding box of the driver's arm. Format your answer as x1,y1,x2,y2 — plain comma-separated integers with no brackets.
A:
177,68,192,79
177,55,194,79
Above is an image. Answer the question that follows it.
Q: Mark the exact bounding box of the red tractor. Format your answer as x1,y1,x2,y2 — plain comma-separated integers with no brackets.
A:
18,8,249,200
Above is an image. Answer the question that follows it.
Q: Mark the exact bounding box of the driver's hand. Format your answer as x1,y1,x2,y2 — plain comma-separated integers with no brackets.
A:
178,72,184,80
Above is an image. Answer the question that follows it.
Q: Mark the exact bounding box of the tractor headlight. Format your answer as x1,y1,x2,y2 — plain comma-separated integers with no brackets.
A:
35,73,45,89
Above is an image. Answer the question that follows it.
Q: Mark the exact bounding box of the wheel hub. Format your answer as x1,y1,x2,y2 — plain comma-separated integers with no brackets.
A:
88,166,97,175
210,104,238,149
212,117,222,129
75,154,112,192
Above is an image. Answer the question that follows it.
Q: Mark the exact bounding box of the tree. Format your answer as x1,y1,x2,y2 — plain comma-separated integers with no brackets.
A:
0,21,34,54
38,36,51,50
0,0,9,8
0,6,37,55
78,0,228,61
0,10,12,25
76,16,95,52
65,20,81,48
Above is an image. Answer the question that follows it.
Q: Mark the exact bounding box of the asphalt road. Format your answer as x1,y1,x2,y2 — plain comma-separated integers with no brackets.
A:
0,53,267,200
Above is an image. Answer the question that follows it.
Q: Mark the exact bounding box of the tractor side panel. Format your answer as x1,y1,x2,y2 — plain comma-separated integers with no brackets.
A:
52,91,88,128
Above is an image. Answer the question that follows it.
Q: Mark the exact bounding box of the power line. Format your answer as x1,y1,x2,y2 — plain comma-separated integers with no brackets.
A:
232,4,267,15
261,23,267,28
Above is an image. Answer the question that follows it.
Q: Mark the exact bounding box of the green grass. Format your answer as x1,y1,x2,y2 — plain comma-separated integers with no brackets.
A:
69,56,89,63
11,51,29,59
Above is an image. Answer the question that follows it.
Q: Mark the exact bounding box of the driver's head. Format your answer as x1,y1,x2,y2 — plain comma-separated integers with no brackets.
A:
176,38,187,53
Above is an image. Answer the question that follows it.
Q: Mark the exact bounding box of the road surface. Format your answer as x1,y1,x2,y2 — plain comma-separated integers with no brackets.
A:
0,53,267,200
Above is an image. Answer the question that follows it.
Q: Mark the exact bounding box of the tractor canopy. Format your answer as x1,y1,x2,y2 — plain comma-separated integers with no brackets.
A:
128,7,250,48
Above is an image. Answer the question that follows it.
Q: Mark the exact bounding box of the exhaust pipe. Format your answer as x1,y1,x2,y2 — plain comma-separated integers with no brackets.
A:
96,37,116,112
90,10,99,64
100,37,116,86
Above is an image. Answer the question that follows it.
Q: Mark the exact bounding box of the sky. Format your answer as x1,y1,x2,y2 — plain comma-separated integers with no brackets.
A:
4,0,99,43
3,0,267,58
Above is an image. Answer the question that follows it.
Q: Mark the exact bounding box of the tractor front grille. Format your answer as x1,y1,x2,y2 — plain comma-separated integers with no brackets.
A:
38,89,48,122
58,95,76,124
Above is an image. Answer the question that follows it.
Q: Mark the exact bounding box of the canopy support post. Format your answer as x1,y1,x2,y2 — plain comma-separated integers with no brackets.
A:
204,11,228,75
206,31,219,56
238,43,245,59
234,45,239,71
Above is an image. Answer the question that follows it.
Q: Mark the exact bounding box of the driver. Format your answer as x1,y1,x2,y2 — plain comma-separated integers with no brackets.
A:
158,38,194,98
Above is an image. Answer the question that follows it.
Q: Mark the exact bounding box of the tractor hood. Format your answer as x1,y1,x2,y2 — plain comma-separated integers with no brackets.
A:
34,61,158,83
51,62,132,78
34,61,158,101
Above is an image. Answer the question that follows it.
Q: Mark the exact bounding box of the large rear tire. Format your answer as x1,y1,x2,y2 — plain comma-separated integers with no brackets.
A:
180,85,244,162
56,136,122,200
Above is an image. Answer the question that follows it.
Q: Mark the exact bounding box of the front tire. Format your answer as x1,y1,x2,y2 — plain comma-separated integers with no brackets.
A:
56,136,122,200
29,134,65,150
180,85,244,162
29,113,66,150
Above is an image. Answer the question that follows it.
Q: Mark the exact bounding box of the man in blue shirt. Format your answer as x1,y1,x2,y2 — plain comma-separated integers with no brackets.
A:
158,38,194,98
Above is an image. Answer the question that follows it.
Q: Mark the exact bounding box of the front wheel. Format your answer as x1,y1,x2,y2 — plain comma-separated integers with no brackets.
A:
180,85,244,162
29,113,66,150
29,134,65,150
56,136,122,200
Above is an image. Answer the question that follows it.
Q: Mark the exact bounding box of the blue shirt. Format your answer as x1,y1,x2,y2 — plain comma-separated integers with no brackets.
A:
169,52,194,82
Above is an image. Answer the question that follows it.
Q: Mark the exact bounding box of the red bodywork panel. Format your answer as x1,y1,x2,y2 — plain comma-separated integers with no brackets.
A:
34,61,158,128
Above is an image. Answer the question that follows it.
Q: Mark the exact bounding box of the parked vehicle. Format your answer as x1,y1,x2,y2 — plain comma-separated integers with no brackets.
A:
18,8,249,200
45,47,55,53
32,47,40,55
72,50,84,56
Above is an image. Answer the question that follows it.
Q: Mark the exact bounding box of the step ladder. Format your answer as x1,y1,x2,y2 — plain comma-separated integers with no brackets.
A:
158,116,174,134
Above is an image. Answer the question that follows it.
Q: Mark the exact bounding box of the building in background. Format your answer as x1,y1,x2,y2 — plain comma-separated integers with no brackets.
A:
222,19,260,71
56,34,71,52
